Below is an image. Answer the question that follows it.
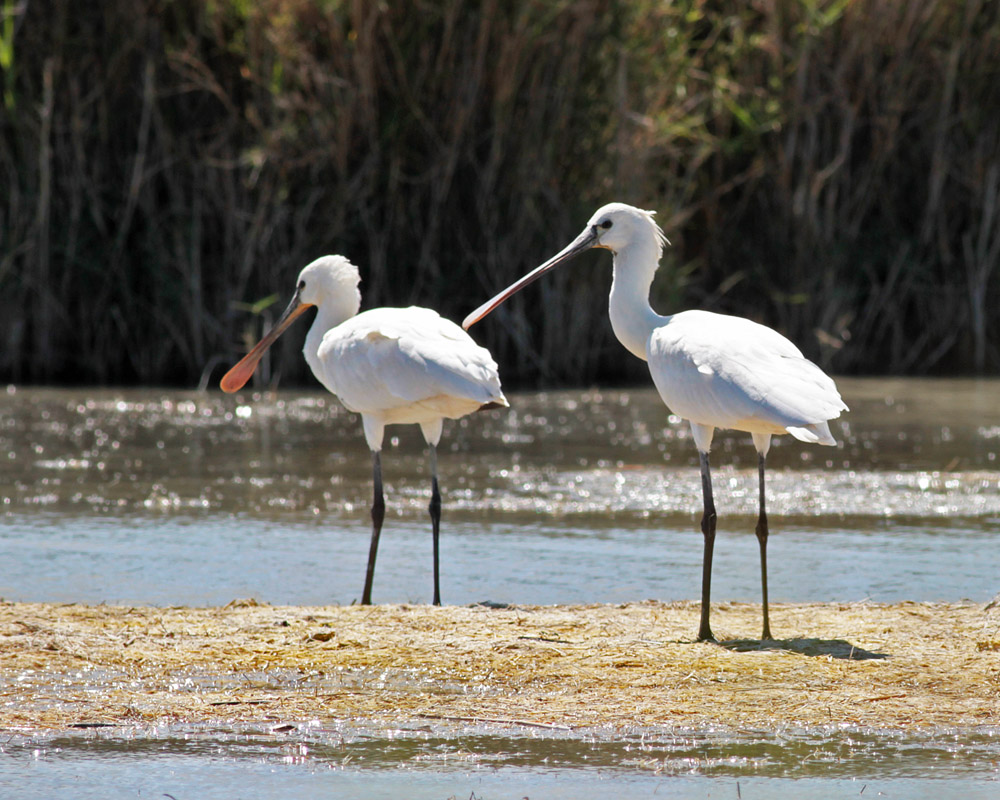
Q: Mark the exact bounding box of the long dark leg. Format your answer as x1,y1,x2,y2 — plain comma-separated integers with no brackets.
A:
756,452,772,640
428,445,442,606
698,451,717,642
361,451,384,605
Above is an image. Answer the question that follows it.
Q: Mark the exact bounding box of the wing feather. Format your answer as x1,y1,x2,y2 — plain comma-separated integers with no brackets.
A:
317,307,506,420
647,310,846,436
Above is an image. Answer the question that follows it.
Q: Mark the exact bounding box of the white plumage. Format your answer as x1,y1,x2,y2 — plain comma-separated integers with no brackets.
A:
319,307,505,433
647,310,842,443
464,203,846,641
222,255,507,606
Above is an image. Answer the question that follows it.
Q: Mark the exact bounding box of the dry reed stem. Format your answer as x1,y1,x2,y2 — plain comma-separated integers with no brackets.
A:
2,600,998,733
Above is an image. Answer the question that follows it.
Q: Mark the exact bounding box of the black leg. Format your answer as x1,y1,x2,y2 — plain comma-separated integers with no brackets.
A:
428,445,442,606
361,451,384,605
756,452,772,640
698,451,717,642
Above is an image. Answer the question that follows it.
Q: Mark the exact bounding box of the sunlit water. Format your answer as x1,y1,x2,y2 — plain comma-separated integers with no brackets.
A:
2,379,999,796
3,721,1000,799
2,379,998,606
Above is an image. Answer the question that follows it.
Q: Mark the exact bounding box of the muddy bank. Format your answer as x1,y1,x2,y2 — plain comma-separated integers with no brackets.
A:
2,600,998,732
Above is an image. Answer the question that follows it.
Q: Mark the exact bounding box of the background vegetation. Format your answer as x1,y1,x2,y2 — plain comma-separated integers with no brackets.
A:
2,0,998,388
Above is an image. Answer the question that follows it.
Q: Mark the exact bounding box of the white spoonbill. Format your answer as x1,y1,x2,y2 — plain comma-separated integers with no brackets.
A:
221,255,508,606
463,203,846,641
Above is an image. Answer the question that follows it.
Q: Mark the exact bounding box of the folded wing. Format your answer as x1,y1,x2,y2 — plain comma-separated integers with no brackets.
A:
647,310,846,441
318,306,507,422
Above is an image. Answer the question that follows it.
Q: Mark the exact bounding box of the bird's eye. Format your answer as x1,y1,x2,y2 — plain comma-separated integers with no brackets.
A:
599,220,613,230
298,280,306,290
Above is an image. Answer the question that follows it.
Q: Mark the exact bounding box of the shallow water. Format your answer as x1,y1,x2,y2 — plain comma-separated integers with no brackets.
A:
2,379,999,796
4,721,1000,799
1,379,999,606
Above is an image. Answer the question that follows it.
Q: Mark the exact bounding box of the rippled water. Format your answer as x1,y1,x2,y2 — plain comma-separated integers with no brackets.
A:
3,721,1000,799
2,379,999,797
1,379,998,606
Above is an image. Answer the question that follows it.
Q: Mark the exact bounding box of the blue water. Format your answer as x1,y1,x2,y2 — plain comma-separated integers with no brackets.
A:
7,762,999,800
0,513,996,607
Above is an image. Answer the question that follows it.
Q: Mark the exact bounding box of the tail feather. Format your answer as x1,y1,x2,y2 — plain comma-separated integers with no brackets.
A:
786,421,837,446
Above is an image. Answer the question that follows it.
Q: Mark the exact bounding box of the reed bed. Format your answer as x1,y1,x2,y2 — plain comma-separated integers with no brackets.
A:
1,1,998,386
2,599,998,732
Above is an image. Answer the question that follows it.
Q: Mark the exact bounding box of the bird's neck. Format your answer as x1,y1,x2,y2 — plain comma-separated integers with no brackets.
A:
608,242,666,362
303,298,358,383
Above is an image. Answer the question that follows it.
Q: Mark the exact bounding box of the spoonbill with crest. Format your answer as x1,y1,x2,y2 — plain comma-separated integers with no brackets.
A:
222,255,508,606
463,203,846,641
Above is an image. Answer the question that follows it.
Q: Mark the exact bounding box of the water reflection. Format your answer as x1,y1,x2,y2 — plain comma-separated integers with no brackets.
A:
0,380,998,605
5,721,1000,780
3,379,1000,518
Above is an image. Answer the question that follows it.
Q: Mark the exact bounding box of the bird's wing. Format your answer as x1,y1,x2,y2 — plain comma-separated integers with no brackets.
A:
647,310,846,433
318,307,506,415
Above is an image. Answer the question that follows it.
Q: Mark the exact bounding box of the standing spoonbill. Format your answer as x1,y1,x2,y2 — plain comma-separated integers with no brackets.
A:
463,203,846,641
221,255,508,606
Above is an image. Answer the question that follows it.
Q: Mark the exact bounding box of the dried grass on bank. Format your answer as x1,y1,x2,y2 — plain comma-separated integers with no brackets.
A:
1,600,998,732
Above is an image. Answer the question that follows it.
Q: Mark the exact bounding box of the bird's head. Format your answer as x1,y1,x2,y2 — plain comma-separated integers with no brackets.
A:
462,202,668,330
220,255,361,393
295,255,362,310
584,203,668,258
